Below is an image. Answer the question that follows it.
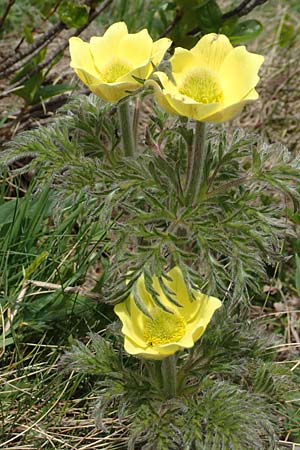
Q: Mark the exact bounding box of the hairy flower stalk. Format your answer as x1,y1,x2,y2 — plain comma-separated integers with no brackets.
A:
161,354,177,398
185,121,206,205
118,101,135,156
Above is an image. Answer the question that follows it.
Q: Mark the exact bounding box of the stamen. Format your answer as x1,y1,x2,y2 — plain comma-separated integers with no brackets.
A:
144,308,186,346
179,67,224,104
100,57,133,83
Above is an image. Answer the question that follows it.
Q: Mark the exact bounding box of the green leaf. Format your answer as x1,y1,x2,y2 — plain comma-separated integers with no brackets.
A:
196,0,222,33
0,199,19,227
219,17,239,37
23,251,49,282
229,20,263,45
13,72,44,104
278,21,295,48
36,83,75,102
58,1,89,29
23,25,34,44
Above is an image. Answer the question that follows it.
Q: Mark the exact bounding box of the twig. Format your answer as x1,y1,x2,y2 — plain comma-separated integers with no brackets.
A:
28,279,102,301
0,0,16,34
0,21,65,75
159,8,182,38
222,0,269,20
0,0,113,96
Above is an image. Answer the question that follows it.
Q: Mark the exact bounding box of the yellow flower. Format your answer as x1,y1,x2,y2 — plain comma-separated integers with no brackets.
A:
69,22,171,103
114,266,222,360
147,33,264,122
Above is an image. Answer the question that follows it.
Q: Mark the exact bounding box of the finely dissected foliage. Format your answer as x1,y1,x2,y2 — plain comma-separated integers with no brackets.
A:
62,311,297,450
2,94,300,305
2,92,300,448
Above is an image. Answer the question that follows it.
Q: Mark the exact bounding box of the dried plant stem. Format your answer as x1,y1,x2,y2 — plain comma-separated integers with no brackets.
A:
28,279,102,300
222,0,268,19
3,284,28,334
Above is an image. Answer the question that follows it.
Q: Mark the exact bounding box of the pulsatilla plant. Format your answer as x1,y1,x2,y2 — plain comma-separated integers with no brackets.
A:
3,21,300,450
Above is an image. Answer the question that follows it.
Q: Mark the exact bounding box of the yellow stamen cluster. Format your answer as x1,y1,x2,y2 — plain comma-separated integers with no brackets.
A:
144,308,186,346
179,67,224,104
100,58,133,83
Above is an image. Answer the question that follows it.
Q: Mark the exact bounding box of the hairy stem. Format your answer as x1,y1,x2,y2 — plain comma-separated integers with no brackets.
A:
118,101,135,157
185,121,206,205
161,354,177,398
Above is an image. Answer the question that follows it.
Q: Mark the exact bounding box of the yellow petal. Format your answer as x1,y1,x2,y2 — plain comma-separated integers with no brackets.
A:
220,46,264,104
117,29,153,66
188,293,222,342
123,273,157,334
114,300,146,347
166,93,222,121
170,47,198,74
124,335,180,360
191,33,233,72
205,89,259,122
151,37,172,68
89,80,139,102
69,37,100,82
129,61,153,82
146,77,178,115
135,273,156,311
162,267,198,320
73,68,100,87
90,22,128,70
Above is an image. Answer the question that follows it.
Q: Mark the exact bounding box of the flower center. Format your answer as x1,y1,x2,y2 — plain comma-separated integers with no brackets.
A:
100,57,133,83
144,308,186,346
179,67,224,104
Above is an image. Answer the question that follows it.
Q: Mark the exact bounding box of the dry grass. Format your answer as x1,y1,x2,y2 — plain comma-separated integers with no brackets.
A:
233,0,300,152
1,345,128,449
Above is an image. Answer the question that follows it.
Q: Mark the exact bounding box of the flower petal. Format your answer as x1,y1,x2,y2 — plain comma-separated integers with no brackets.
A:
89,80,139,102
151,37,172,68
73,68,100,87
205,89,259,122
69,37,100,82
162,267,198,320
191,33,233,72
128,61,153,82
146,76,179,115
117,29,153,66
90,22,128,69
187,293,222,341
166,93,223,121
220,46,264,104
124,336,180,360
114,299,146,347
170,47,198,73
